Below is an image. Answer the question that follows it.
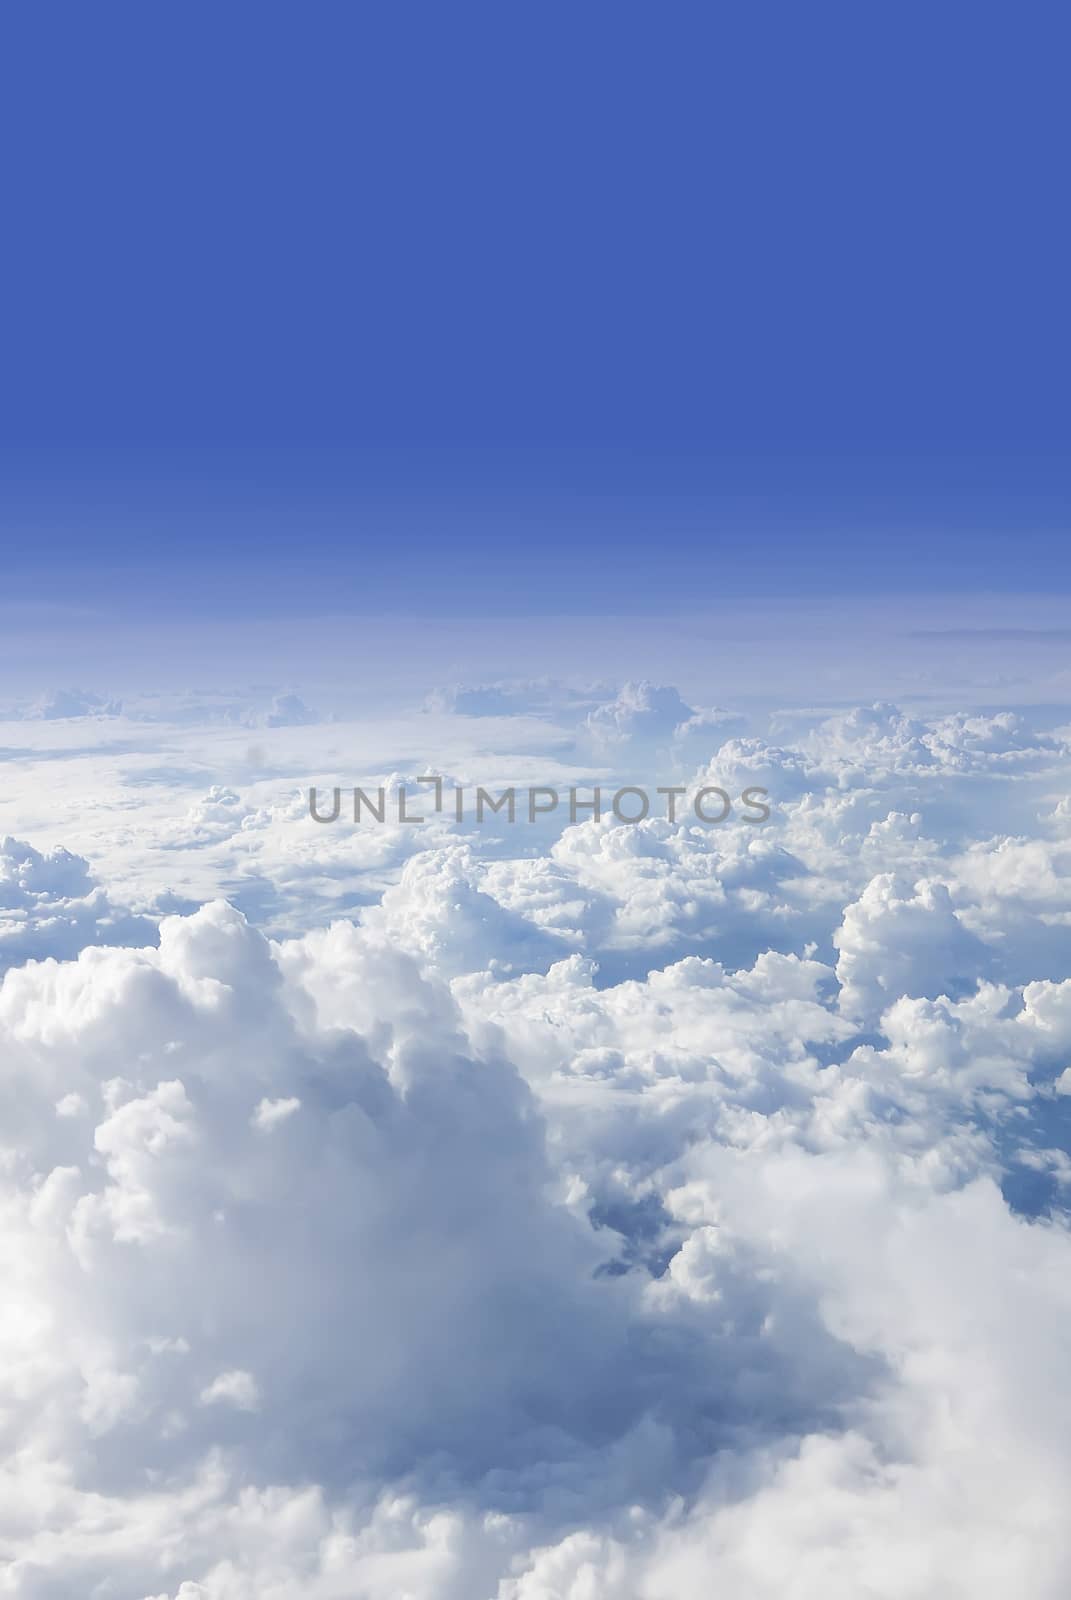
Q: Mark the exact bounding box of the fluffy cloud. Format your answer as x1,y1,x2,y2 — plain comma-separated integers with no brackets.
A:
2,692,1071,1596
0,835,155,971
586,682,745,764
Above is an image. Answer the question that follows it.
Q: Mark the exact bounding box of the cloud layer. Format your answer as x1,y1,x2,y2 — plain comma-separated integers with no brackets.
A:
2,690,1071,1596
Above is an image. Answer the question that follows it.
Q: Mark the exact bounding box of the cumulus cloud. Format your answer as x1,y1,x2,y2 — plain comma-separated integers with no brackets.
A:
0,834,155,971
585,681,745,763
833,873,992,1022
2,692,1071,1595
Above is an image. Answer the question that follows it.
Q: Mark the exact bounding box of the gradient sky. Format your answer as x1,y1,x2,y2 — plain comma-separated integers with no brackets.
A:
2,3,1069,620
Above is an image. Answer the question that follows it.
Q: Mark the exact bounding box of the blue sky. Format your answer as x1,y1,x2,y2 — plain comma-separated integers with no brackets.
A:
2,3,1069,618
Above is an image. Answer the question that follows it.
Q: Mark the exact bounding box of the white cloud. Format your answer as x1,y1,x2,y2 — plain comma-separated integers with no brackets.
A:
0,692,1070,1594
0,834,156,971
252,1095,302,1131
199,1370,260,1411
